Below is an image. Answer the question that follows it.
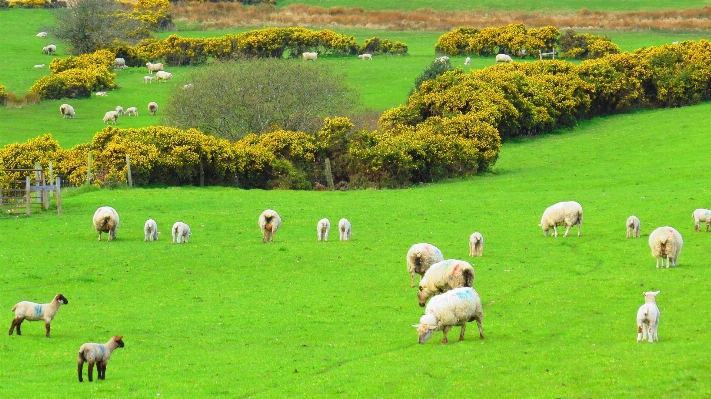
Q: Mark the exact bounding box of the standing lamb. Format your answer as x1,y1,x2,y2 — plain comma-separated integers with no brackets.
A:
93,206,119,241
259,209,282,243
115,106,124,116
412,287,484,344
464,57,471,65
496,54,513,63
36,32,47,38
125,107,138,116
407,243,445,288
302,52,318,61
77,336,125,382
468,232,484,257
172,222,191,244
358,54,372,60
338,218,352,241
626,215,641,238
317,218,330,242
417,259,475,307
8,294,68,338
155,70,173,82
60,104,75,119
144,219,158,241
539,201,583,237
143,76,154,84
636,291,660,343
146,62,164,74
648,226,683,268
692,208,711,232
103,110,119,125
148,102,158,115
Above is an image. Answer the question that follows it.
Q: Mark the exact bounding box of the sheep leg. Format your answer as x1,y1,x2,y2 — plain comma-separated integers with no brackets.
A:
15,319,23,335
475,317,485,339
564,225,571,237
441,326,451,344
577,223,581,237
458,324,467,341
87,361,95,382
411,273,415,288
98,363,106,380
469,243,474,257
44,321,51,338
8,318,21,335
637,325,643,342
78,362,84,382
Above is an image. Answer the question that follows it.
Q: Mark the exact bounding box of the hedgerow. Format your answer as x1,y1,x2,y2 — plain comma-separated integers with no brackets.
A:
30,49,117,99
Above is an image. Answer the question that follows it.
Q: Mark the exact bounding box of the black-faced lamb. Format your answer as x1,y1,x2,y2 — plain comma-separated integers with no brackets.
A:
636,291,660,343
148,102,158,115
626,215,641,238
539,201,583,237
407,243,445,288
172,222,191,244
417,259,474,307
468,232,484,256
9,294,68,338
259,209,282,243
648,226,683,268
338,218,352,241
412,287,484,344
317,218,330,242
144,219,158,241
692,208,711,232
77,335,124,382
93,206,119,241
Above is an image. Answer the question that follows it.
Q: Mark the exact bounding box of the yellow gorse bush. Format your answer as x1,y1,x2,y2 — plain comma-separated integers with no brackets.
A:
31,49,117,100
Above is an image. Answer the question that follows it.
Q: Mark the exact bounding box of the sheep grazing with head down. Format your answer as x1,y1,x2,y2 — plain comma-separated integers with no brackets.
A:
469,232,484,256
648,226,683,268
338,218,352,241
103,110,118,125
148,101,158,115
496,53,513,63
302,52,318,61
417,259,475,307
691,208,711,232
259,209,282,243
144,219,158,241
172,222,191,244
626,215,641,238
60,103,75,119
636,291,660,343
77,335,124,382
317,218,330,242
115,106,124,116
155,70,173,82
9,294,68,338
539,201,583,237
93,206,119,241
114,58,126,69
36,31,47,38
125,107,138,116
412,287,484,344
358,53,372,60
406,243,445,288
464,57,471,65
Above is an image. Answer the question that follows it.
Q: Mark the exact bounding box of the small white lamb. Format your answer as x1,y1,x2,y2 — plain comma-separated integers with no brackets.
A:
648,226,683,268
691,208,711,232
302,52,318,61
125,107,138,116
172,222,191,244
77,335,125,382
103,110,119,125
115,106,124,116
9,294,68,338
317,218,330,242
626,215,641,238
358,54,372,60
412,287,484,344
60,103,75,119
259,209,282,243
464,57,471,65
144,219,158,241
468,232,483,256
338,218,352,241
636,291,660,343
539,201,583,237
143,76,154,84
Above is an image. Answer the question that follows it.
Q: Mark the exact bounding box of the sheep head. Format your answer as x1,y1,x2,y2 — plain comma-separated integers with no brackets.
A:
412,315,438,343
55,294,69,305
113,336,125,348
417,285,431,307
643,291,660,303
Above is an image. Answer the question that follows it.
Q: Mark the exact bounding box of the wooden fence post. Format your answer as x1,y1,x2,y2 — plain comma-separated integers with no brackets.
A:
25,176,31,215
324,158,335,191
49,161,54,198
85,151,93,186
126,155,133,188
55,177,62,215
199,158,205,187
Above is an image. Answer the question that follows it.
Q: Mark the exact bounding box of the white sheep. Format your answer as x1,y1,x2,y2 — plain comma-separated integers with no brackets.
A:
77,335,125,382
468,232,484,257
496,53,513,63
539,201,583,237
103,110,119,125
34,64,45,68
338,218,352,241
172,222,191,244
436,56,449,62
626,215,641,238
302,52,318,61
648,226,683,268
412,287,484,344
114,58,126,69
115,106,124,116
317,218,330,242
125,107,138,116
93,206,119,241
464,57,471,65
358,54,372,60
259,209,282,243
144,219,158,241
417,259,475,307
146,61,164,74
60,103,75,119
407,243,445,288
636,291,660,343
95,91,107,96
36,31,47,38
8,294,68,338
182,83,194,89
42,44,56,54
148,102,158,115
143,75,154,84
155,70,173,82
691,208,711,232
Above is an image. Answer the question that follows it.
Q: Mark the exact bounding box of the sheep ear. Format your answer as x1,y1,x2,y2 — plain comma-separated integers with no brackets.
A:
114,335,123,341
412,324,421,328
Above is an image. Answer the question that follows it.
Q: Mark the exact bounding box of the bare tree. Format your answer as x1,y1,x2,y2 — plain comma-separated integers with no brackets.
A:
162,59,359,140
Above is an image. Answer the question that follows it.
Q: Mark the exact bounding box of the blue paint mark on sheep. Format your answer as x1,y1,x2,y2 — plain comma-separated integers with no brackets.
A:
34,304,43,317
456,290,474,300
99,345,106,356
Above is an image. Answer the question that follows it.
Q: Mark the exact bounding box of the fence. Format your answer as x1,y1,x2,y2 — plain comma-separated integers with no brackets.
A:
1,166,62,215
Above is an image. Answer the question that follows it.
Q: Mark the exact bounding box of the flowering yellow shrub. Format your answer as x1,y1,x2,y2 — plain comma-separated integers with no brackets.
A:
436,24,560,57
0,134,60,186
30,65,116,99
49,49,115,73
7,0,48,8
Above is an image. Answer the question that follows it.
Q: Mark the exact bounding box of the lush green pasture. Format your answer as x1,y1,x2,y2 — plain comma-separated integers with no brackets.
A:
2,103,711,397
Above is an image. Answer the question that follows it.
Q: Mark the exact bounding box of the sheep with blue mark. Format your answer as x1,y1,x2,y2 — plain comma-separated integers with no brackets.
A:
412,287,484,344
78,335,125,382
9,294,68,338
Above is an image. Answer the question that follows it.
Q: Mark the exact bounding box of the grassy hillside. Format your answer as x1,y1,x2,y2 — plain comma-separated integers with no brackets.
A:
1,103,710,397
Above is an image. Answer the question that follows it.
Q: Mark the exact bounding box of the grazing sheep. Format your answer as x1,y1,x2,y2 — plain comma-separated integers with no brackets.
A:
95,91,107,96
77,336,124,382
636,291,660,343
93,206,119,241
692,208,711,232
302,52,318,61
436,56,449,62
183,83,194,89
34,64,45,68
649,226,683,268
8,294,68,338
417,259,474,307
468,232,484,257
115,106,124,116
103,110,119,125
338,218,352,241
626,215,641,238
125,107,138,116
259,209,282,243
60,103,75,119
36,31,47,38
464,57,471,65
155,70,173,82
358,53,372,60
143,75,154,84
146,61,164,74
672,41,680,45
144,219,158,241
317,218,330,242
148,102,158,115
407,243,445,288
496,53,513,63
539,201,583,237
412,287,484,344
114,58,126,69
42,44,56,54
172,222,191,244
